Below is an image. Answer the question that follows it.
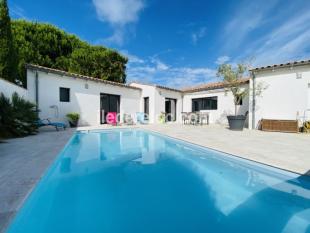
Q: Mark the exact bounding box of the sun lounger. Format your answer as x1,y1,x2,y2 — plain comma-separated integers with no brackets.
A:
38,119,66,131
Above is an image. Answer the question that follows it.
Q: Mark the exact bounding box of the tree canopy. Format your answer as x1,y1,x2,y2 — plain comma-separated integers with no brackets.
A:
10,20,128,86
217,63,249,115
0,0,18,82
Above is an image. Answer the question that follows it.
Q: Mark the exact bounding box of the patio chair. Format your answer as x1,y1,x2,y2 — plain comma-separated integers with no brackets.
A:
37,119,66,131
190,112,199,125
199,112,210,125
181,112,190,124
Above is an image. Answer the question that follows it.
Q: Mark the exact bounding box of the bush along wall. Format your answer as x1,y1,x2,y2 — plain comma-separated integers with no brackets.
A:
0,92,38,139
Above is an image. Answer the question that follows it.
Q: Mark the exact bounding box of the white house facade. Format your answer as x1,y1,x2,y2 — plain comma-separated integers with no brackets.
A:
26,65,141,126
249,61,310,129
182,80,250,126
130,82,183,124
1,60,310,129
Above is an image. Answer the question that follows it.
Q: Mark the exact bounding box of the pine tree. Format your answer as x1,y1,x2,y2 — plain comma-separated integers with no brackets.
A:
0,0,18,83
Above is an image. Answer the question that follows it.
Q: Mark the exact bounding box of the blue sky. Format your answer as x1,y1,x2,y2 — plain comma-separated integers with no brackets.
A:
9,0,310,87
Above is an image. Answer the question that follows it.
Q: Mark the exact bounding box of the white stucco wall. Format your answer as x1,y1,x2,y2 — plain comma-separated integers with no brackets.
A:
252,65,310,129
130,83,183,123
0,78,28,100
154,88,183,123
27,70,141,126
183,87,249,126
130,83,157,123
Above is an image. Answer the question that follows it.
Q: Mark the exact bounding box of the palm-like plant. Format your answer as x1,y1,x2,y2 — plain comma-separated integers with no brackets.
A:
0,92,38,138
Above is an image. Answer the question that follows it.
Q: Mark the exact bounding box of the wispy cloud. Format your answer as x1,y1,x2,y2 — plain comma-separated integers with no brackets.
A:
127,53,217,88
222,0,279,52
215,56,230,65
10,4,27,19
92,0,145,45
191,27,207,44
120,50,145,64
252,10,310,66
220,0,310,67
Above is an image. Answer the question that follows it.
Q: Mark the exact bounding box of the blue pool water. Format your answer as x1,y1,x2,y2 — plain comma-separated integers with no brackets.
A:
7,129,310,233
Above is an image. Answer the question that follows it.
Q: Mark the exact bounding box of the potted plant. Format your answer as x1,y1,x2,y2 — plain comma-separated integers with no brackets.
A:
159,112,166,123
217,63,264,130
66,112,80,128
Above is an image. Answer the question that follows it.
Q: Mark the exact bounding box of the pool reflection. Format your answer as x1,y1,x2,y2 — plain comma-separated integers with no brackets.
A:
7,129,310,233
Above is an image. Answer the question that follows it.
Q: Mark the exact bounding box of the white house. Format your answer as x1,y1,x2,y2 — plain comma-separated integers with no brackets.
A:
182,79,250,125
0,59,309,129
26,64,141,126
129,82,183,124
249,60,310,129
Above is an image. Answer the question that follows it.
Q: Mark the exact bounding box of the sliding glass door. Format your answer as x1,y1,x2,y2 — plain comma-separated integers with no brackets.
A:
100,93,120,124
165,98,177,122
144,97,149,121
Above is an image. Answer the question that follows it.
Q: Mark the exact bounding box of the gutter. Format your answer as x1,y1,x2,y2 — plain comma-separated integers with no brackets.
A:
251,71,256,129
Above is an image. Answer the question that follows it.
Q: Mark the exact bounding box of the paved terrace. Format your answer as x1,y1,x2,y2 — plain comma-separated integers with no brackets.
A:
142,124,310,175
0,124,309,232
0,128,74,233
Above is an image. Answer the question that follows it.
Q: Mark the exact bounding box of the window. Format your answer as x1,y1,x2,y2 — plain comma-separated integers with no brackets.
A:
192,97,218,111
144,97,149,120
59,87,70,102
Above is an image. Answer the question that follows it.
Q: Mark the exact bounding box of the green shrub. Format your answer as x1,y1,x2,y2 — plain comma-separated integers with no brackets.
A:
0,92,38,138
303,121,310,133
66,112,80,122
0,93,15,138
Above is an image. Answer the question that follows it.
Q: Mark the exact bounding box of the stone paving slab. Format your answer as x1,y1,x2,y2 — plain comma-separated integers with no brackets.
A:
142,124,310,175
0,128,74,233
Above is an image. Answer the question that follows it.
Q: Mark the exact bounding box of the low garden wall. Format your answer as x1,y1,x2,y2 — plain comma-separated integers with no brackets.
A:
0,78,28,99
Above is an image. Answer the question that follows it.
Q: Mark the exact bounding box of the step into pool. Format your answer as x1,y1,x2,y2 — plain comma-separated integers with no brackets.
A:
6,129,310,233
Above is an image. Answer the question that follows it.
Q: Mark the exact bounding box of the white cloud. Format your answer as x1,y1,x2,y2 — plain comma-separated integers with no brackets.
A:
191,27,207,44
238,10,310,67
10,4,27,19
93,0,144,25
103,29,125,45
92,0,144,45
120,50,145,64
127,54,217,88
151,58,169,71
221,1,310,68
222,0,279,52
215,56,230,65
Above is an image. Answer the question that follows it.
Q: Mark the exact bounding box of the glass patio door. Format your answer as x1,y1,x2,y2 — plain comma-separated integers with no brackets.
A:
100,93,120,124
144,97,149,121
165,98,177,122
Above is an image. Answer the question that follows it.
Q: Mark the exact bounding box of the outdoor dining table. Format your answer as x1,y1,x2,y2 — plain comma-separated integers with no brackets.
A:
182,112,209,125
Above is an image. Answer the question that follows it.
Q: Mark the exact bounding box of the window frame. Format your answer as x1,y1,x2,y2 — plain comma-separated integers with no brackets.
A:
192,96,218,111
59,87,70,102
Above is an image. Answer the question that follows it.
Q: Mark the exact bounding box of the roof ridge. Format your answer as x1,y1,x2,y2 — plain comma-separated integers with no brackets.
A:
250,59,310,71
25,64,141,90
182,78,249,93
130,81,182,92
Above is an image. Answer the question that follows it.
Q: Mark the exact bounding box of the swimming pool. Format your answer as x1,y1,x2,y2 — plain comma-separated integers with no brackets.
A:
6,129,310,233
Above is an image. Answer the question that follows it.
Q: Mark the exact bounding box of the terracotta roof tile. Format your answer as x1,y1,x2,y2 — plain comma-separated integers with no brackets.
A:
182,78,249,93
250,59,310,71
26,64,141,90
129,81,182,92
